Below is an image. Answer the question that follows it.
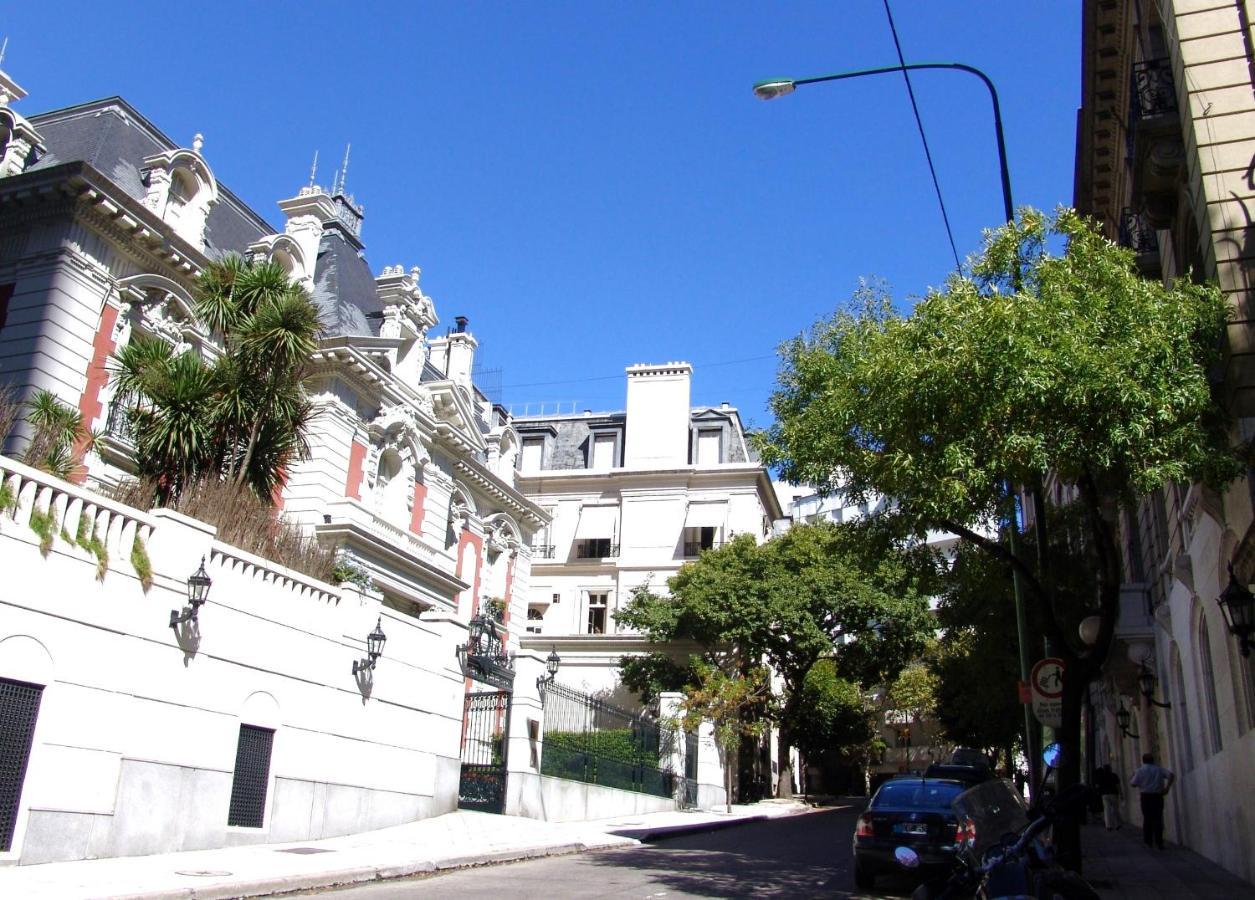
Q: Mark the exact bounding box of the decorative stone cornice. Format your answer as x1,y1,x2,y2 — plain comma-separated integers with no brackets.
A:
454,458,547,529
0,164,209,282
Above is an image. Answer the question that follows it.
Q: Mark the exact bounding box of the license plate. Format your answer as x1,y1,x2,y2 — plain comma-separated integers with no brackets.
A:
894,823,929,835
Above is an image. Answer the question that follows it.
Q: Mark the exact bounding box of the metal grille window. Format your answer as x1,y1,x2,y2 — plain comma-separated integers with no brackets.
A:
0,678,43,851
227,724,274,828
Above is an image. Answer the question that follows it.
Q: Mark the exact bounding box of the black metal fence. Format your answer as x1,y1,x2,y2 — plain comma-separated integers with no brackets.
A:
541,682,675,798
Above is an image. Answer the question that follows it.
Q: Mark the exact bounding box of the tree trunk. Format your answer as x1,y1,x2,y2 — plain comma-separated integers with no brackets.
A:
776,722,794,799
1050,666,1089,873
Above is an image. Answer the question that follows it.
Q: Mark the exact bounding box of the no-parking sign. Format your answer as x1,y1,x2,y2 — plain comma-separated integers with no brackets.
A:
1030,657,1064,728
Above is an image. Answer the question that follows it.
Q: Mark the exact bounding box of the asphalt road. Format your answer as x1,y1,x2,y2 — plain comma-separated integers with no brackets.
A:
312,804,924,899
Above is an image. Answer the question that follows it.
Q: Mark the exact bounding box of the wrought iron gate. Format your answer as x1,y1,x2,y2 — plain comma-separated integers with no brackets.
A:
682,730,699,808
458,690,511,813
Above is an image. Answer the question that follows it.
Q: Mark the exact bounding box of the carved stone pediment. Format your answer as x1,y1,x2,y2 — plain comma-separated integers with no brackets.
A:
483,513,521,558
367,403,431,472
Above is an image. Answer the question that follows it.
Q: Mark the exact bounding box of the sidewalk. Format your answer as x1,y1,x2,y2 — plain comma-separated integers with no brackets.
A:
1082,822,1255,899
0,800,811,900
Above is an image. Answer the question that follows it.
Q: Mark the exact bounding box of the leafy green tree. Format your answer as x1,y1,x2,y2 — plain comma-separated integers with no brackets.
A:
15,389,98,481
791,659,875,791
112,256,321,502
885,660,938,736
759,208,1242,866
618,521,936,799
675,662,772,813
930,537,1029,773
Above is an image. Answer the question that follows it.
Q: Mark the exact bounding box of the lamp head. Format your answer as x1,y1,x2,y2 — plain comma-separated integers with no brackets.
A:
187,556,212,608
1218,565,1255,650
1137,664,1156,698
752,79,796,100
366,617,387,661
1116,701,1131,731
546,646,561,678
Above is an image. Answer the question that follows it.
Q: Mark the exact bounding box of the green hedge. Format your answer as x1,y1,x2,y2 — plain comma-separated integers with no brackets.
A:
541,728,672,797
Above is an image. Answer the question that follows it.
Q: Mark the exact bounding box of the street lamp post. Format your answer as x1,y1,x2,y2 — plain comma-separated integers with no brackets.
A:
755,61,1041,792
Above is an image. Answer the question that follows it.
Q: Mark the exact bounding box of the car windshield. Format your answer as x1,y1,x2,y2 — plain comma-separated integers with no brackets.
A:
873,780,966,809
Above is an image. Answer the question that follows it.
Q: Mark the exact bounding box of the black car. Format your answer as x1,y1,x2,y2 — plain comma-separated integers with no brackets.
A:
852,777,968,891
922,762,994,787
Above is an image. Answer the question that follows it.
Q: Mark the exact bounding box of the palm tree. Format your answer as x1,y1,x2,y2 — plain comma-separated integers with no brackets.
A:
111,255,323,504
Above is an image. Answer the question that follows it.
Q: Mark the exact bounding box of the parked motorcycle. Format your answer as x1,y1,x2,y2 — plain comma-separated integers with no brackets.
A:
894,743,1099,900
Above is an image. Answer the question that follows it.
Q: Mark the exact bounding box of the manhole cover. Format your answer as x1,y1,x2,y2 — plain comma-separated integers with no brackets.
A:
276,847,335,855
175,870,233,877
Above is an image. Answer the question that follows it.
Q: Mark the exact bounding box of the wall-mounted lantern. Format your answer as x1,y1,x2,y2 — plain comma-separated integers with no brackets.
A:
1116,700,1140,740
538,646,561,690
1138,662,1171,708
169,556,212,629
1217,563,1254,659
352,617,387,676
458,611,514,689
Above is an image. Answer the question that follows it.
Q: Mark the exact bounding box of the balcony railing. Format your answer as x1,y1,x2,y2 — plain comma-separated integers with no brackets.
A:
532,544,555,559
683,540,723,558
575,540,619,559
104,402,135,446
1119,207,1161,276
1131,58,1177,122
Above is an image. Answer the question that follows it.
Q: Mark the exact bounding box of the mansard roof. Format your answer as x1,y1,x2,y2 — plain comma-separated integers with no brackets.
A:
26,97,271,260
311,227,384,338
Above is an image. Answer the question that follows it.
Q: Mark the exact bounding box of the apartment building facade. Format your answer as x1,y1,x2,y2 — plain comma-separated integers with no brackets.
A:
1075,0,1255,880
513,363,784,703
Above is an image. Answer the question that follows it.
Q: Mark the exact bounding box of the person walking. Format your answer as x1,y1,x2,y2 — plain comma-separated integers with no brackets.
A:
1096,764,1121,830
1130,752,1174,849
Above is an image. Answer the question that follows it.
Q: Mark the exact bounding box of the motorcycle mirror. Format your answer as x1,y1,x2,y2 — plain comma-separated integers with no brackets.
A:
1042,742,1064,768
894,846,921,869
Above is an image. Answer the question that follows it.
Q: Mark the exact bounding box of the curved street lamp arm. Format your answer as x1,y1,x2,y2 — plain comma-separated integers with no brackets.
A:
776,62,1013,223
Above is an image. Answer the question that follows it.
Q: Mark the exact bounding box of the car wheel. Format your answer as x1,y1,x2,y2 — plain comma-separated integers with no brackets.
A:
854,860,876,891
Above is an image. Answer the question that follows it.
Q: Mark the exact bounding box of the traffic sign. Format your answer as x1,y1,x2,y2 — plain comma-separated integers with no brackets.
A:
1030,657,1064,727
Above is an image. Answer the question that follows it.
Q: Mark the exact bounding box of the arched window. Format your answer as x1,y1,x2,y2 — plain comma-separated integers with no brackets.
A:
1170,644,1194,773
372,449,410,525
1198,616,1224,756
1227,630,1255,734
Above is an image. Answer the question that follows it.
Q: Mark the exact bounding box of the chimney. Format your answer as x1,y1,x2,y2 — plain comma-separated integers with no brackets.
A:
429,318,477,388
624,362,692,468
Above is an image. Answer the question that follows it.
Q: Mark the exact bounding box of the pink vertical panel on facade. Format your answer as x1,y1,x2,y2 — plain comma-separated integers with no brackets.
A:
456,528,484,616
410,480,427,534
344,439,367,500
73,303,119,483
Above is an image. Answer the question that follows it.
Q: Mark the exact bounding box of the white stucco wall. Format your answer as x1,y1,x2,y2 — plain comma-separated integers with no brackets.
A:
0,456,465,865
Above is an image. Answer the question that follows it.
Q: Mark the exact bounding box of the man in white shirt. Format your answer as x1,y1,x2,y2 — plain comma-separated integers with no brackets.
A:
1129,752,1175,849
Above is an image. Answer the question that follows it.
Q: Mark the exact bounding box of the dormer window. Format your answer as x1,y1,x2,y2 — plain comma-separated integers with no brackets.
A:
695,428,722,465
142,143,218,251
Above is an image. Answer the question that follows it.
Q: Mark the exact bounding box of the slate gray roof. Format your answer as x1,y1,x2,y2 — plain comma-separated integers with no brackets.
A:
311,228,383,338
26,98,272,260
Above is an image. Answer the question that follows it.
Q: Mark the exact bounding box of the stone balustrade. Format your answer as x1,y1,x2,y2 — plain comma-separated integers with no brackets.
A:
0,453,156,567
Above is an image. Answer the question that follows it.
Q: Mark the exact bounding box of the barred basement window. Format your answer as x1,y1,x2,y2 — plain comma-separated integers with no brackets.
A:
0,677,43,851
227,724,274,828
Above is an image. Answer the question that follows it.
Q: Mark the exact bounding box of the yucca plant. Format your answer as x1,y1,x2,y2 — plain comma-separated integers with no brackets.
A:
110,255,323,505
18,389,99,480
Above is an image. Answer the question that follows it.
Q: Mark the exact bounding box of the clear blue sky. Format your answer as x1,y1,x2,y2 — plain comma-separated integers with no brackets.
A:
5,1,1079,427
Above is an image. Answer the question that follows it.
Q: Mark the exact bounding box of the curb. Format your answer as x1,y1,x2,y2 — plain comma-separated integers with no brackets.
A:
613,813,771,843
93,841,632,900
